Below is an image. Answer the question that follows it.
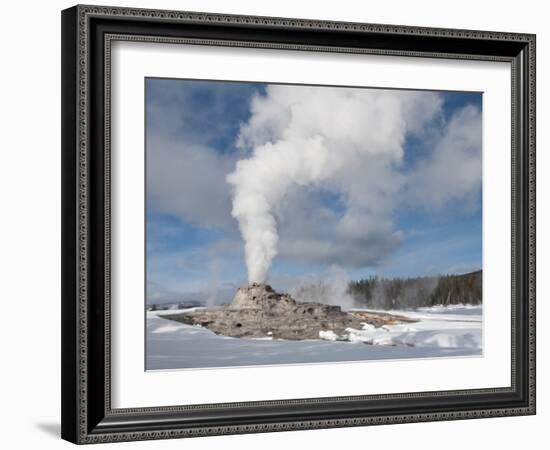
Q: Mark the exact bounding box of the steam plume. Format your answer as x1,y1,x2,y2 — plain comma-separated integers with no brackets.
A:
227,85,442,283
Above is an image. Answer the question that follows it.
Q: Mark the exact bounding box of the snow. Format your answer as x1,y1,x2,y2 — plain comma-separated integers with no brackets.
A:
318,330,339,341
146,305,482,370
321,305,482,350
154,306,207,315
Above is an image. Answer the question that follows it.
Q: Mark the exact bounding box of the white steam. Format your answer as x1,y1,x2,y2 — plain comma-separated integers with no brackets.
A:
289,267,356,311
227,85,459,283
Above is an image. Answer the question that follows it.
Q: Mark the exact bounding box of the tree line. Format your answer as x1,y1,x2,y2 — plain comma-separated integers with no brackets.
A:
347,270,482,310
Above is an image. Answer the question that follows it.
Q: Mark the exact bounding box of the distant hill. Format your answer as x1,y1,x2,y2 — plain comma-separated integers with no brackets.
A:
348,270,482,310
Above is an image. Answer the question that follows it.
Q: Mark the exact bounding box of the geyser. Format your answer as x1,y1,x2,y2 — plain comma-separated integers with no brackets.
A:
227,85,442,283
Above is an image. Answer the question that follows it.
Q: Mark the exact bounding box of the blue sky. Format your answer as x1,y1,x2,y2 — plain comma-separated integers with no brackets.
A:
146,78,482,304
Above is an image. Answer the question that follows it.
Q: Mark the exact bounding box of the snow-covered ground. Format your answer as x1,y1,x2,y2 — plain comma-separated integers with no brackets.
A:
146,305,482,370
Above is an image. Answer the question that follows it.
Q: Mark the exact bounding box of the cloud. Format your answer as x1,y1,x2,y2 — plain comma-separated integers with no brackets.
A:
146,79,261,230
146,79,482,289
404,104,482,208
273,187,402,268
147,134,237,229
147,78,258,149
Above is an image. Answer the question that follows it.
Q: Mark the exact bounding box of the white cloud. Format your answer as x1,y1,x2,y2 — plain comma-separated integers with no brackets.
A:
273,187,403,268
146,81,481,285
146,79,259,231
404,104,482,208
147,134,237,229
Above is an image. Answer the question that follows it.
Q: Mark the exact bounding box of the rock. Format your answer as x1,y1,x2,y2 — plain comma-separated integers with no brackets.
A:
162,283,414,341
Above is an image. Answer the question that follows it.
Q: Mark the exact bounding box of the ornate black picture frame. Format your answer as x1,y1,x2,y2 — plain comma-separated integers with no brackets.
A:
61,4,536,444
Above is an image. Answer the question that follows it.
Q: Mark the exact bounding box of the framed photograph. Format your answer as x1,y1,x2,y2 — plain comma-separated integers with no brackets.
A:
61,4,536,444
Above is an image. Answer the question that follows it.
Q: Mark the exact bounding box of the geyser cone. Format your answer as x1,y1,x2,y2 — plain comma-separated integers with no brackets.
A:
162,284,415,340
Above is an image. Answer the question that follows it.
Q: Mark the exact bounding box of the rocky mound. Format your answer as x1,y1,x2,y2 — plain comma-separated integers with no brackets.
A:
163,283,414,341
